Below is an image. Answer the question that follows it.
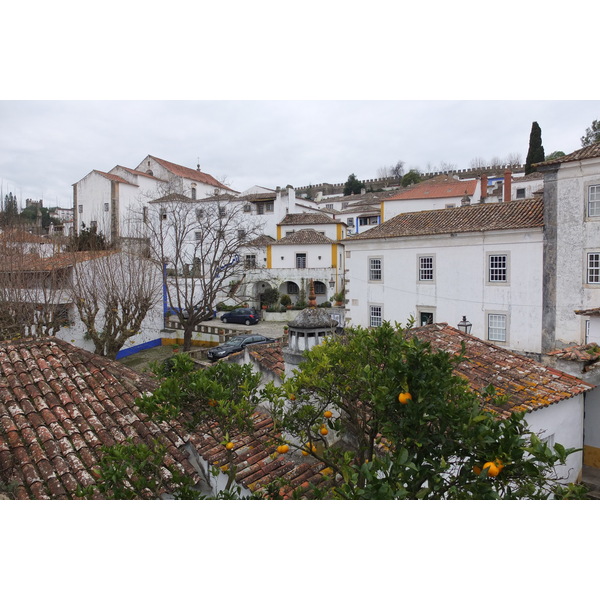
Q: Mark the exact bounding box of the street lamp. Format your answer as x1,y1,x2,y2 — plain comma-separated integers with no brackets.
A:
457,316,472,334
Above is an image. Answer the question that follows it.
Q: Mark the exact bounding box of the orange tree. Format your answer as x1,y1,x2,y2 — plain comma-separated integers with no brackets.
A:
264,322,585,499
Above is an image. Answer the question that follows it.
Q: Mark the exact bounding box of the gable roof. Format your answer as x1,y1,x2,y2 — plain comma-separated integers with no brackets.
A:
92,170,136,185
0,338,198,499
535,142,600,167
411,324,592,417
273,229,335,245
385,175,478,202
279,212,339,226
346,198,543,241
148,155,236,192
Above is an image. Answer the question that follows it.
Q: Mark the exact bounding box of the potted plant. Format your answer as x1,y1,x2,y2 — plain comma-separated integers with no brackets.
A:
280,294,292,309
331,291,345,306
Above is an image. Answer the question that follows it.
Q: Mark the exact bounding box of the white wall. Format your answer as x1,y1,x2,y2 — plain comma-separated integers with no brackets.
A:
553,157,600,346
525,395,585,484
346,228,544,353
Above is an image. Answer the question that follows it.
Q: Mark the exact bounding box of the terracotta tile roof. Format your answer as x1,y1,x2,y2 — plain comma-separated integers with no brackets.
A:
245,234,276,247
411,324,593,418
346,198,543,241
273,229,335,245
279,213,339,226
149,155,236,192
0,251,116,273
240,192,277,201
114,166,165,181
242,325,592,420
0,230,54,244
92,170,136,185
546,343,600,363
385,175,478,201
0,338,199,499
535,143,600,167
248,342,285,377
188,410,334,499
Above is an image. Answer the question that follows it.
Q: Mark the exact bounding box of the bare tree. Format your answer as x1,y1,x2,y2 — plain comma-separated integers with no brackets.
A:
0,231,71,340
469,157,487,169
70,249,162,359
141,184,265,351
505,152,522,167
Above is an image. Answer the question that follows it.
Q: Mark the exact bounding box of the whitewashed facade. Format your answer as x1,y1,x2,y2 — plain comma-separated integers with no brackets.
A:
345,200,544,354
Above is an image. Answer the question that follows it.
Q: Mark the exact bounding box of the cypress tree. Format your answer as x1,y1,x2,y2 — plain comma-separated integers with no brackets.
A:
525,121,545,175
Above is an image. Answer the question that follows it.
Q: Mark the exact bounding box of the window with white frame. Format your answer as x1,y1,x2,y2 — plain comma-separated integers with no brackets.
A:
488,254,508,283
369,258,382,281
78,205,83,214
419,256,434,281
196,208,204,221
370,305,383,328
245,254,256,268
516,188,526,199
104,202,109,212
588,185,600,217
296,253,307,268
347,217,354,227
287,281,299,294
487,313,507,342
219,206,226,217
194,231,202,241
586,319,591,344
588,253,600,283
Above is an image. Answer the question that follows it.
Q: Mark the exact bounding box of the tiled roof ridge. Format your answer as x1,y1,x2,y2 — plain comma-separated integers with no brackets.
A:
411,323,593,417
92,170,137,185
546,342,600,363
148,155,236,192
535,142,600,167
347,197,543,241
385,176,478,201
273,229,335,245
279,212,339,225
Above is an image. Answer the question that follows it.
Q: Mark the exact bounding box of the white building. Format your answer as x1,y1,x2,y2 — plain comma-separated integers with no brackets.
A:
344,198,544,355
537,143,600,351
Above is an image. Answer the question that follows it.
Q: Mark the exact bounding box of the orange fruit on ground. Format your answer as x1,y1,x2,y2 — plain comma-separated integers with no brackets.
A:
276,444,290,454
320,427,328,436
323,410,333,419
208,399,217,407
225,442,234,450
483,461,500,477
398,392,412,404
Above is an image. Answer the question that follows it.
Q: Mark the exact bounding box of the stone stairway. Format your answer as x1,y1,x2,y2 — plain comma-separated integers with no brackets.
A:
582,465,600,499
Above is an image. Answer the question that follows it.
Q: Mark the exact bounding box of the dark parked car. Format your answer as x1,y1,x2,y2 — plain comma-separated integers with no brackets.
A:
207,334,275,361
220,307,260,325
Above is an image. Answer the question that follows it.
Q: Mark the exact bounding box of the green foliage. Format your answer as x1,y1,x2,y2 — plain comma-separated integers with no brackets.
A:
77,438,202,500
260,287,279,307
545,150,566,161
85,324,585,501
68,222,110,251
280,294,291,307
581,119,600,147
269,322,583,499
343,173,363,196
401,170,421,187
525,121,545,174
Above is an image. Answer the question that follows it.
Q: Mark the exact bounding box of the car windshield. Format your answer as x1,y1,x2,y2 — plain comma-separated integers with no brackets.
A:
222,337,247,346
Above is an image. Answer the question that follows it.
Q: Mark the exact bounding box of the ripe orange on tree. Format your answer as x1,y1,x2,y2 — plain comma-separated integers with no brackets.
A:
398,392,412,404
323,410,333,419
277,444,290,454
225,442,234,451
320,427,328,436
483,461,500,477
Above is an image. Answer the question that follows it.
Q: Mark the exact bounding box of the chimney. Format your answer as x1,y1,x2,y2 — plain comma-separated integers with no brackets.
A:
504,170,512,202
480,174,488,202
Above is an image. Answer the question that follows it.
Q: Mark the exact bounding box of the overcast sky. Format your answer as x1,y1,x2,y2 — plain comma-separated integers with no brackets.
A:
1,100,598,208
2,3,599,210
